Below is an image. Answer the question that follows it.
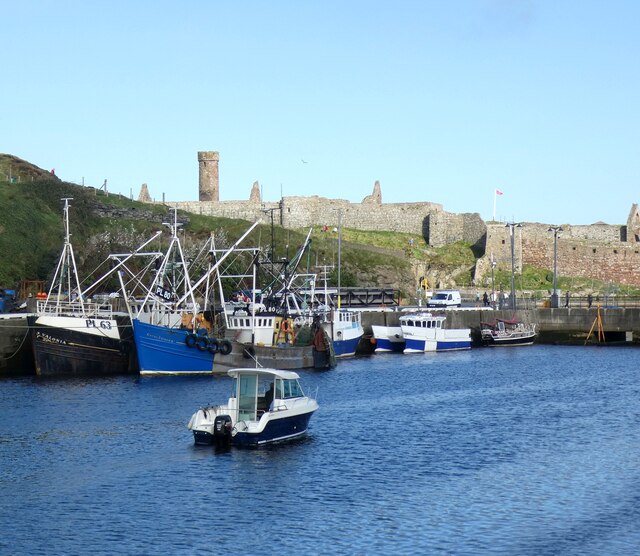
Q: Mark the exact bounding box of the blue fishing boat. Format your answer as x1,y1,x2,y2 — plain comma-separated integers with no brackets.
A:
321,308,363,357
126,211,258,375
131,319,232,374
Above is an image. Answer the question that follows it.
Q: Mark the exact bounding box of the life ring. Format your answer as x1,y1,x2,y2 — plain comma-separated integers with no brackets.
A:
185,333,197,348
196,337,209,351
208,339,219,354
219,340,232,356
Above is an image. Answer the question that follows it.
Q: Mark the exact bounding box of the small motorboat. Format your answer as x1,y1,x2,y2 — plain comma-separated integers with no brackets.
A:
187,367,319,447
480,318,537,346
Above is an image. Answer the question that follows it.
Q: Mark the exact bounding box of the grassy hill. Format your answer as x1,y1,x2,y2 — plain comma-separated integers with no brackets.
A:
0,155,431,299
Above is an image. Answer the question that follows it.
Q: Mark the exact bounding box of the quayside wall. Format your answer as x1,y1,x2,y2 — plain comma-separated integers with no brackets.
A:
361,308,640,346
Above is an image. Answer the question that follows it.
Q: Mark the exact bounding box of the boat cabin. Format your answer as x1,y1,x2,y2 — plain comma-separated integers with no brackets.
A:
399,313,445,329
228,368,306,422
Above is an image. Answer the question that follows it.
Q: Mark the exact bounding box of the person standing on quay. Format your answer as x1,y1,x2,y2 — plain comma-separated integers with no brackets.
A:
565,291,570,308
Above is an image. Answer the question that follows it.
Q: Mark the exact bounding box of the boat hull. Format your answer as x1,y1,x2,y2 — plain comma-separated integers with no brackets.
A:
404,337,471,352
213,341,315,371
233,410,314,446
371,325,405,353
332,334,362,358
133,319,220,375
192,410,315,447
28,315,135,376
481,333,536,347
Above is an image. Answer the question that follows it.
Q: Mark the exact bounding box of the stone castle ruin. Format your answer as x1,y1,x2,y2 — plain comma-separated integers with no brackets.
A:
138,151,640,287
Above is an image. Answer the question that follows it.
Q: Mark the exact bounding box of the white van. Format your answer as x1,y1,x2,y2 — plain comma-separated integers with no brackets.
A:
427,290,462,308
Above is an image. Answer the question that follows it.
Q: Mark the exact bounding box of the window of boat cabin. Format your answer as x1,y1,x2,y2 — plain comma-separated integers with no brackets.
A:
237,373,258,421
276,378,304,399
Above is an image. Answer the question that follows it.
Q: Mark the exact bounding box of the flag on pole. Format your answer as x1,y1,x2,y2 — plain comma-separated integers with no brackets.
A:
495,189,503,196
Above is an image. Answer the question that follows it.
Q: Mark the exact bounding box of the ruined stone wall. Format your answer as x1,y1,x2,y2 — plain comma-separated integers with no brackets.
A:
425,211,486,248
168,200,267,223
165,197,443,235
281,196,443,233
478,222,640,287
560,224,623,243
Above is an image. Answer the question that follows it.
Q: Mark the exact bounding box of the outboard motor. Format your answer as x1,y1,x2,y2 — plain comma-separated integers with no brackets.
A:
213,415,233,447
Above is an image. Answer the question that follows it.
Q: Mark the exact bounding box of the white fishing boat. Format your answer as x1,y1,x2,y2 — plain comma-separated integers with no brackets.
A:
400,312,471,353
28,199,161,376
187,367,319,447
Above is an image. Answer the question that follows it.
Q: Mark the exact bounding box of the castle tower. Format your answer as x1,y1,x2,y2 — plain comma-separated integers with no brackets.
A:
198,151,219,202
249,181,261,203
362,180,382,204
138,183,152,203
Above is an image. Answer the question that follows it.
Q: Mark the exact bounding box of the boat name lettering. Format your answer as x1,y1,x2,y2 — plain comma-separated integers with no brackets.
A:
36,331,68,345
85,319,113,330
154,285,173,302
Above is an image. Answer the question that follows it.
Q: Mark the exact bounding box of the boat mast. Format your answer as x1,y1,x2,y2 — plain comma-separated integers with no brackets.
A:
337,210,342,310
45,198,86,315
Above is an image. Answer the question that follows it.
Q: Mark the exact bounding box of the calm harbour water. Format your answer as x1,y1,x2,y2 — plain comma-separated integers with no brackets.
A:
2,345,640,555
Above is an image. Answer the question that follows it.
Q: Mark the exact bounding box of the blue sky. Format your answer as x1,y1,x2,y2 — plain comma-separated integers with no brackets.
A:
3,1,639,225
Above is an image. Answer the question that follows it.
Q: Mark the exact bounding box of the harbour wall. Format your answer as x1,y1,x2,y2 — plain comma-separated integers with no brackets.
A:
361,307,640,346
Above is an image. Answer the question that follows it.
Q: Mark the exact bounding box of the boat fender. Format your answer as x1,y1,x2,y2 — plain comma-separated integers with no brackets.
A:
185,333,197,348
243,346,255,359
219,339,232,356
208,339,219,354
196,336,209,351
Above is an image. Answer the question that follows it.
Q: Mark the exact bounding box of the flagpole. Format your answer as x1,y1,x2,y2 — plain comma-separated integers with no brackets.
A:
493,189,496,222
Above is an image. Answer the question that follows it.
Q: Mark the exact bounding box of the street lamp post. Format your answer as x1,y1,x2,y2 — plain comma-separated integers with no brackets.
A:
490,253,496,309
548,226,563,308
505,222,522,311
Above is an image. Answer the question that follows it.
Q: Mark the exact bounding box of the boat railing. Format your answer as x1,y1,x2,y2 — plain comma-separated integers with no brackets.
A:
36,299,115,318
